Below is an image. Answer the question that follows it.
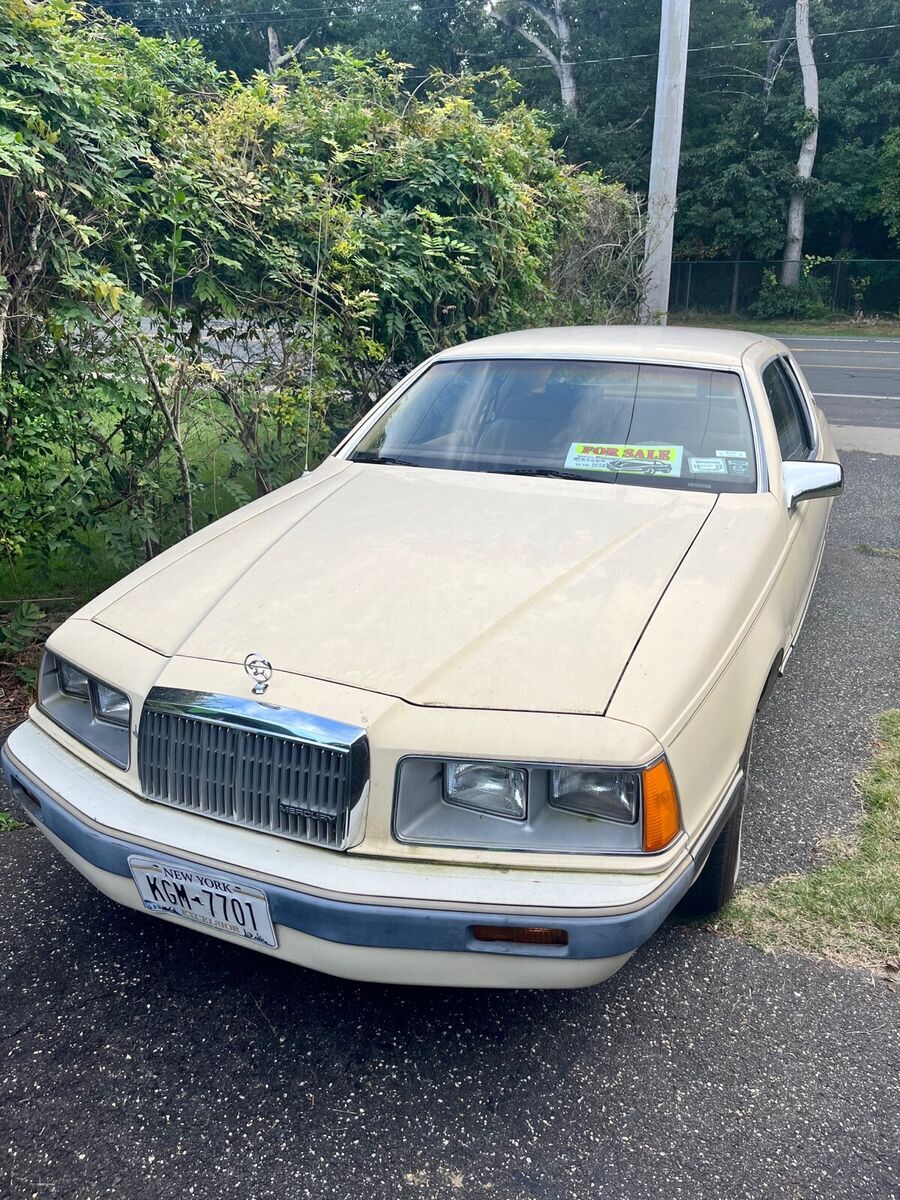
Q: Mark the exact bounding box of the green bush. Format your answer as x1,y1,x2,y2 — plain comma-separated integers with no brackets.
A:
0,3,641,574
749,259,833,320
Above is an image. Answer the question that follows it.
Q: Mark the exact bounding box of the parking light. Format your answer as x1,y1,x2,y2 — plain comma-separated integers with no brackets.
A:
641,759,681,851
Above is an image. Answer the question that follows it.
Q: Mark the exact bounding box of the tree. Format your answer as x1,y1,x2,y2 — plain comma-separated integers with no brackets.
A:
488,1,577,111
675,97,792,305
109,0,900,271
109,0,330,77
802,0,900,258
780,0,818,286
880,128,900,246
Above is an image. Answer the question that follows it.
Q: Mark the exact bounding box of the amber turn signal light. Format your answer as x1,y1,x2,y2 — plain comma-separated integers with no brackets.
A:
472,925,568,947
641,759,681,852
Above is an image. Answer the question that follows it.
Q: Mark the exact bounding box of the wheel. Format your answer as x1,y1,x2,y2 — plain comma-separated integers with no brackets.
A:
678,726,753,916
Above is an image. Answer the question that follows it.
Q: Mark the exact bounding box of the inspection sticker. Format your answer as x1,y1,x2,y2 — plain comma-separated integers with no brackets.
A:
715,449,748,459
565,443,684,476
688,457,728,475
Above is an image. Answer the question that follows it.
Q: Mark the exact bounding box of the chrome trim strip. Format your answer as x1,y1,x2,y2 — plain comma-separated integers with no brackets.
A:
141,688,365,754
780,354,822,460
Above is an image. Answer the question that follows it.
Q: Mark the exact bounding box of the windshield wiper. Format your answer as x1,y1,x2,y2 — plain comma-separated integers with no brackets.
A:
351,452,425,468
492,466,612,482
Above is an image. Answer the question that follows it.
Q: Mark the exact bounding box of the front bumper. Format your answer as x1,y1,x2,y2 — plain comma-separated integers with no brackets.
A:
2,723,709,989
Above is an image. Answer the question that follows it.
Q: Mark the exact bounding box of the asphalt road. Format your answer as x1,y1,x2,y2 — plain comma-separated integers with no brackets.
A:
783,335,900,429
1,339,899,1200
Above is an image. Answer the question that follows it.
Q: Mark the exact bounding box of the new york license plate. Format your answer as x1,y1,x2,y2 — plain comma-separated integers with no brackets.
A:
128,856,278,948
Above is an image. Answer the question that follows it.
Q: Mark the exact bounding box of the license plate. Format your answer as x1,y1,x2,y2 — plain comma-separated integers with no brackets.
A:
128,856,277,949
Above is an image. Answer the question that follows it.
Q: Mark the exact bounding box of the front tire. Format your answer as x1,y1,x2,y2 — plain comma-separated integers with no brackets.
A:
679,726,752,916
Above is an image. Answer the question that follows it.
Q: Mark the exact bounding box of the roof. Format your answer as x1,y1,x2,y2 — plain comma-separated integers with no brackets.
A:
434,325,784,368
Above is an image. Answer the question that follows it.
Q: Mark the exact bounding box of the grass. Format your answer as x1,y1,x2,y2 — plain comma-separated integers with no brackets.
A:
0,557,121,606
0,810,25,833
857,543,900,561
670,314,900,338
0,446,242,607
720,710,900,978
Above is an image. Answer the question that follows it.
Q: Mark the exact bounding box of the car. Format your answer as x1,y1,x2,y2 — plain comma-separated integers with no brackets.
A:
2,326,843,989
613,457,673,475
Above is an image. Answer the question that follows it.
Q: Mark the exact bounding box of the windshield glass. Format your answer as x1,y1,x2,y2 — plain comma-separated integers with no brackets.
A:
350,358,757,492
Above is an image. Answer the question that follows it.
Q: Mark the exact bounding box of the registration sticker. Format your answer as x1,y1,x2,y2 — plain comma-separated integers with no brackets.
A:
715,449,748,459
565,443,683,477
688,456,727,475
128,856,277,948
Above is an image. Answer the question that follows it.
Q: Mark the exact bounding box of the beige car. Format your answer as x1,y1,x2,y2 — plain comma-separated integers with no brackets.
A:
2,327,842,988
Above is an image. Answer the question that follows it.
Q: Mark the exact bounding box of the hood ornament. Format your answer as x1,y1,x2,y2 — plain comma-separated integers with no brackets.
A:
244,652,272,695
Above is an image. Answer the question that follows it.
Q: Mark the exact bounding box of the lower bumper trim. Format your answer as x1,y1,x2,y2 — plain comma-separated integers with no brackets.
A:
3,741,695,961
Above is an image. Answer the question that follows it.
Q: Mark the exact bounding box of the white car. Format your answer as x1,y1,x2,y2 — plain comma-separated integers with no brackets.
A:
2,327,842,988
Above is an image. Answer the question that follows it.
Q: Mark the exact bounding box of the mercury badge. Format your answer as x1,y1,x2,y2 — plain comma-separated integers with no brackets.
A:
244,651,273,695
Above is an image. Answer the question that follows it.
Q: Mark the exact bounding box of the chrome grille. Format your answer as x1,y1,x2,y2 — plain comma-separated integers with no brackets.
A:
137,690,368,849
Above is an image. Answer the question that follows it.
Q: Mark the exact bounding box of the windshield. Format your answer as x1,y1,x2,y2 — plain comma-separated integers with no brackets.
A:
350,358,757,493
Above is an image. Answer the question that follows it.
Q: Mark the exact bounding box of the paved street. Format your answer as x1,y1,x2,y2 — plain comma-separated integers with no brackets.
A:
784,335,900,430
1,337,898,1200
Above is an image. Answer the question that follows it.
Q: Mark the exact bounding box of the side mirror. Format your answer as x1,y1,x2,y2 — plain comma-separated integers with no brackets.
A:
782,460,843,511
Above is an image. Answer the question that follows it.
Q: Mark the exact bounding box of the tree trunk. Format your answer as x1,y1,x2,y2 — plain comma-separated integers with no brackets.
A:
131,336,194,538
489,1,577,112
267,24,311,73
0,292,9,381
266,25,281,73
780,0,818,288
553,1,577,113
558,56,577,112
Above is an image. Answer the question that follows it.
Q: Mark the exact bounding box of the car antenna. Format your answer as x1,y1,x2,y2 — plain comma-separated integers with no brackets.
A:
303,188,330,476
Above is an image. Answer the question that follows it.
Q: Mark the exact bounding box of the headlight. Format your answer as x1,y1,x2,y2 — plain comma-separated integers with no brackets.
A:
550,768,639,824
57,660,91,700
38,651,131,768
394,756,680,855
445,761,527,820
94,681,130,726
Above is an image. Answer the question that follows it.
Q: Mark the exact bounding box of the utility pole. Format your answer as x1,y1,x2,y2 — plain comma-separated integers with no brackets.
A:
640,0,691,325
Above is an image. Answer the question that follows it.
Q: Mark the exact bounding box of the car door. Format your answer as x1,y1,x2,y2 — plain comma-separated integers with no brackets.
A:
761,357,826,644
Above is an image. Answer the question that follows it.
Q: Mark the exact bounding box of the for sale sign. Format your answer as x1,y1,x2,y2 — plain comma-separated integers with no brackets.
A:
564,443,684,476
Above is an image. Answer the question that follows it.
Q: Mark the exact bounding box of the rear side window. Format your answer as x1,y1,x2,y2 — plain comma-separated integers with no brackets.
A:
763,360,813,461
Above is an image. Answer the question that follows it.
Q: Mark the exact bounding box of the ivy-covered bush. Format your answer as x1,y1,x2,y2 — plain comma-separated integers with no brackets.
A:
0,1,641,572
748,258,833,320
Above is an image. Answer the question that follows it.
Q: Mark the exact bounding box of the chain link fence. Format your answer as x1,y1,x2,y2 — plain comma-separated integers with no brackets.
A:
668,258,900,317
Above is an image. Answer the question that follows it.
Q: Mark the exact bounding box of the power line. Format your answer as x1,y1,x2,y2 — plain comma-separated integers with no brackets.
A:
100,1,464,16
97,4,900,79
104,0,900,57
133,22,900,72
484,25,900,72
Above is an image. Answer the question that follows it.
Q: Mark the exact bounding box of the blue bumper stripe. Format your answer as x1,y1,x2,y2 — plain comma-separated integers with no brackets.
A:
2,744,694,960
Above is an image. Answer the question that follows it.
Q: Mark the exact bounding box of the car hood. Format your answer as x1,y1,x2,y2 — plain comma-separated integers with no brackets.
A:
92,463,715,715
